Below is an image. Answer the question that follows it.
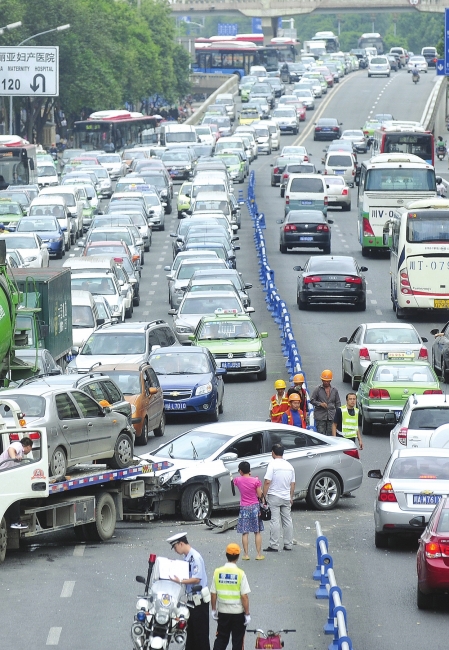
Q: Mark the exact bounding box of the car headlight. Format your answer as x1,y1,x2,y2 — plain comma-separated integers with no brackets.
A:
196,382,212,396
24,256,37,262
185,164,191,170
245,351,260,358
176,325,192,333
112,305,120,312
66,365,79,374
159,469,179,485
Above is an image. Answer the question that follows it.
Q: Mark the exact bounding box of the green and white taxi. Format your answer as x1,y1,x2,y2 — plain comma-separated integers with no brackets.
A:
215,152,245,184
0,198,25,229
357,353,442,435
177,181,192,218
190,310,268,380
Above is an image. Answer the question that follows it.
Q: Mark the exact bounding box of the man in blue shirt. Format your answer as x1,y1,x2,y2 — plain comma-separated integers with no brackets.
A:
281,393,305,427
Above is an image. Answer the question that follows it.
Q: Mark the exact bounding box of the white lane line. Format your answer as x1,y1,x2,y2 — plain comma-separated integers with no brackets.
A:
60,581,75,598
148,291,155,295
145,301,153,306
151,282,157,286
73,545,85,557
46,628,62,646
367,289,372,294
156,265,162,269
74,247,80,251
158,257,165,261
376,309,383,315
142,311,149,316
344,244,349,248
370,300,378,305
154,274,159,278
341,239,346,242
69,253,75,257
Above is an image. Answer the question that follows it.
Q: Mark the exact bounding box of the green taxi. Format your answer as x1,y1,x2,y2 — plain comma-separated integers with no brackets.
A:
82,198,95,229
215,153,245,184
189,310,268,380
362,119,381,142
0,198,25,229
37,152,57,168
177,181,192,218
357,353,442,435
240,78,258,103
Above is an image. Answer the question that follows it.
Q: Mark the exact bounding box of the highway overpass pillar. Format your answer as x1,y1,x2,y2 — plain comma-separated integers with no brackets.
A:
262,17,279,42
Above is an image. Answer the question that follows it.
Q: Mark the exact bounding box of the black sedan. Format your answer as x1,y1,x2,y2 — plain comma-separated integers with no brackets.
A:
278,210,332,254
293,255,368,310
430,321,449,382
386,55,399,72
314,118,342,141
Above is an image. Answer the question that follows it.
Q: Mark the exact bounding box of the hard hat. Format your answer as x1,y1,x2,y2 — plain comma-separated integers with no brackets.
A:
289,393,301,402
274,379,286,389
320,369,333,381
293,373,305,383
226,542,241,555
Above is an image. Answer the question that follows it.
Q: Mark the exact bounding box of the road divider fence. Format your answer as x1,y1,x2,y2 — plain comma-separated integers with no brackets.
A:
314,521,354,650
246,171,315,429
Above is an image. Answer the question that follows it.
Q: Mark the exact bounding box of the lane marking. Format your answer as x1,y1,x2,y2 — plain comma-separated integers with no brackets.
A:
156,265,162,269
370,300,378,305
46,628,62,646
143,310,149,315
73,545,85,557
145,301,153,306
367,289,372,294
148,291,155,295
158,257,165,261
151,281,157,286
60,581,75,598
376,309,383,315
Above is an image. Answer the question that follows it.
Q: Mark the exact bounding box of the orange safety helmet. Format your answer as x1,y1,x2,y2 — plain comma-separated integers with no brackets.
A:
293,373,305,383
320,369,333,381
274,379,287,390
288,393,301,402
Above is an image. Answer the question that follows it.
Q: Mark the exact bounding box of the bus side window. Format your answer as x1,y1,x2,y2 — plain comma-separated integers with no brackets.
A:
358,167,366,197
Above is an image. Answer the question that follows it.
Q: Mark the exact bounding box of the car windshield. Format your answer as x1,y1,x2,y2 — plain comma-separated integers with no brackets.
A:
162,152,190,162
151,352,210,375
193,201,230,215
144,195,161,207
327,155,353,166
365,168,435,191
142,175,165,188
37,166,56,177
101,371,141,395
93,299,109,319
72,277,116,296
17,219,58,232
308,257,356,273
372,364,434,382
273,110,296,117
180,296,241,315
0,192,29,206
192,185,226,197
178,262,222,280
82,333,145,355
406,213,449,243
290,178,323,192
0,394,45,418
408,408,449,430
90,230,132,245
153,430,230,460
0,203,21,215
390,456,449,480
72,305,95,328
364,328,420,344
85,245,124,256
197,319,257,340
325,177,345,186
0,235,37,249
97,155,121,164
166,133,196,143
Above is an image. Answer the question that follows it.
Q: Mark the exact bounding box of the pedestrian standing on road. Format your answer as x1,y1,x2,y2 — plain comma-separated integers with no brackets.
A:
287,373,308,423
210,542,251,650
167,532,210,650
262,444,295,552
233,461,265,561
281,393,306,428
310,369,341,436
269,379,289,423
0,437,34,530
332,392,363,498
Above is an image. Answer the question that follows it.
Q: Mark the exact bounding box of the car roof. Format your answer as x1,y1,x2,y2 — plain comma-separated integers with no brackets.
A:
395,448,449,459
150,346,206,355
201,312,251,322
91,321,164,332
404,394,449,407
364,322,417,330
93,363,151,371
184,290,238,298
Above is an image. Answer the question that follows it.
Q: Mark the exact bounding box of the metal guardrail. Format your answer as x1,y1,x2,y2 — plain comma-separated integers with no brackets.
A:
314,521,353,650
185,75,239,126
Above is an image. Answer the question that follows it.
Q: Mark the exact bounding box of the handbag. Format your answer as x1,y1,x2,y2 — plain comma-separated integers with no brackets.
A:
259,496,271,521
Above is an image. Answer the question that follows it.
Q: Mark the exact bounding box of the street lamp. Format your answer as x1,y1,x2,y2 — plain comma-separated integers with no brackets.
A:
9,24,70,135
0,21,22,36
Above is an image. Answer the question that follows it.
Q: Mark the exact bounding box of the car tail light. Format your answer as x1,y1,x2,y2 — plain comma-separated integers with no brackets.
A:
284,224,297,232
282,173,289,179
9,431,40,441
369,388,390,399
273,167,279,174
333,127,339,131
363,130,369,135
400,269,414,295
345,276,362,284
315,127,322,131
177,618,187,630
343,448,360,459
341,188,349,196
418,347,428,360
363,217,375,237
424,389,443,395
324,196,328,206
425,542,442,559
359,347,370,361
398,427,408,445
304,275,322,284
379,482,397,502
303,155,309,161
285,196,289,205
132,254,140,262
317,224,329,232
323,169,328,175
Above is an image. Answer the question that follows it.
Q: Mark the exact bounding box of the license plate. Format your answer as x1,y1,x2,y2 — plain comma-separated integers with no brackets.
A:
221,361,241,369
394,410,402,419
434,299,449,308
300,236,314,241
413,494,442,505
322,128,331,131
164,402,187,410
335,170,345,175
301,200,313,205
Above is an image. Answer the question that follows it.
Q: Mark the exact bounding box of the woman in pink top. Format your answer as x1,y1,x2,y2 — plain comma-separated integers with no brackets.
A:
233,461,264,560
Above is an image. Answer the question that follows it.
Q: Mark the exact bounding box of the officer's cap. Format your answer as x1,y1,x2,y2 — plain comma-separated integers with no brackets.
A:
166,532,188,547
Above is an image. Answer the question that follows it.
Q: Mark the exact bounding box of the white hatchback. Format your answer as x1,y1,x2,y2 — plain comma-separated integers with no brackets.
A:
390,395,449,453
368,56,391,77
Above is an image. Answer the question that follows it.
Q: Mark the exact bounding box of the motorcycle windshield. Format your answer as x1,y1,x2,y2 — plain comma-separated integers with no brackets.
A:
152,579,183,604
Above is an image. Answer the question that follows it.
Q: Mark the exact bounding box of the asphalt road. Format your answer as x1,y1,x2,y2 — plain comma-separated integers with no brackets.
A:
2,67,449,650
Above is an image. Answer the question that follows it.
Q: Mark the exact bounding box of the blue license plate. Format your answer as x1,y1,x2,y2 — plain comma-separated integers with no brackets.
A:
301,200,313,205
322,128,331,131
164,402,187,410
335,170,345,174
413,495,442,505
300,236,314,241
394,410,402,419
221,361,241,369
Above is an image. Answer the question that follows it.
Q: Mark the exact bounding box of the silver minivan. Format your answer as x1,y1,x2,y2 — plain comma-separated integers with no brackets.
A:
324,151,357,186
284,174,328,216
40,185,84,241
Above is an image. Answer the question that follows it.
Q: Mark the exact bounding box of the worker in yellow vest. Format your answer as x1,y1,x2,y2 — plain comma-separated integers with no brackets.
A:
332,392,363,498
210,542,251,650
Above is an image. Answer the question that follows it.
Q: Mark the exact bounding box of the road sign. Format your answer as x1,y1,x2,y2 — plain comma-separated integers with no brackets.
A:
217,23,238,37
445,9,449,75
0,46,59,96
436,59,445,76
252,18,262,34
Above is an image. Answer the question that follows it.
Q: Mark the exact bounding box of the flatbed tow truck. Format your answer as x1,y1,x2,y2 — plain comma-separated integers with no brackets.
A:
0,403,172,563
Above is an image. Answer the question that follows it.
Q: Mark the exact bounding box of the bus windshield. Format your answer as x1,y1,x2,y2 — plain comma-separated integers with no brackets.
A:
406,212,449,243
365,168,435,191
382,133,433,163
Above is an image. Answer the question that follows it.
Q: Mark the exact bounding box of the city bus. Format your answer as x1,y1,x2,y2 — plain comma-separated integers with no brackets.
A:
193,42,279,77
358,33,384,55
73,110,159,152
372,124,434,165
356,153,436,256
312,31,340,53
268,37,300,62
0,135,37,187
387,199,449,318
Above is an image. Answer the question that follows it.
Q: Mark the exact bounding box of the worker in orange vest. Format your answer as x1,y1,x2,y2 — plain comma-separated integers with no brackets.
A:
281,393,306,428
287,373,308,424
269,379,289,423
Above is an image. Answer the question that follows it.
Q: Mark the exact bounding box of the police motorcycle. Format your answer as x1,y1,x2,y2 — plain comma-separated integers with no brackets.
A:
132,553,198,650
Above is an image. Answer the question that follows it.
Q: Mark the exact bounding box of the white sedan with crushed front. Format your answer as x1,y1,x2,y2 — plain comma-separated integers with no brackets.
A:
137,421,363,521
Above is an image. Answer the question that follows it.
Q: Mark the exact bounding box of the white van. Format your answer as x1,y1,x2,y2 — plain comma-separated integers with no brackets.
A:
160,124,198,146
264,120,281,151
29,195,71,251
324,151,357,186
39,185,84,241
284,174,328,216
71,289,101,348
37,163,59,188
249,65,267,77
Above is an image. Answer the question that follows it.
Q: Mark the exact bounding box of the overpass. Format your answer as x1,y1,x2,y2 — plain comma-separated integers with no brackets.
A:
170,0,445,37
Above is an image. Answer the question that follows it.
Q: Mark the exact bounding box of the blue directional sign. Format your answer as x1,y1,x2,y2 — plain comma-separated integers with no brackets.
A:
436,59,445,76
252,18,262,34
445,8,449,74
217,23,238,37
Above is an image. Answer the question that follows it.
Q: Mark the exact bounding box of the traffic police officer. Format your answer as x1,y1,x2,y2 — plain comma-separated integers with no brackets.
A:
210,542,251,650
332,392,363,497
167,532,210,650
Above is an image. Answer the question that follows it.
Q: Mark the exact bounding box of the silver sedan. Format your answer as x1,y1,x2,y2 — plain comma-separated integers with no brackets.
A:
325,176,351,211
340,322,428,389
368,448,449,548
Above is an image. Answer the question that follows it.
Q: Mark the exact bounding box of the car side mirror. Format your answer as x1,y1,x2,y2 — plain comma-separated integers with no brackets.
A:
339,336,348,343
409,516,426,528
149,387,158,395
77,240,85,247
244,283,252,289
328,219,334,224
164,266,171,272
360,266,368,272
220,453,238,462
260,332,268,338
245,306,255,313
276,219,283,224
430,328,440,335
367,469,383,479
136,575,146,585
421,337,428,343
293,265,303,271
270,163,274,167
168,308,177,315
71,346,79,356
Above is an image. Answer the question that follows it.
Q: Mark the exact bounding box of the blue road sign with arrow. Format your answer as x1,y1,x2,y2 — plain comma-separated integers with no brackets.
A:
437,59,445,76
445,8,449,75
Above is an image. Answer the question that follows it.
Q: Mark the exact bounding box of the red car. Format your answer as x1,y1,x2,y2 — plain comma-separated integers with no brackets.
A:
283,99,306,122
316,67,334,88
416,496,449,609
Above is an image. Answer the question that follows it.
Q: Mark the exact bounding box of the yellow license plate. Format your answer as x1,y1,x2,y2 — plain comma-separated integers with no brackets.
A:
434,299,449,308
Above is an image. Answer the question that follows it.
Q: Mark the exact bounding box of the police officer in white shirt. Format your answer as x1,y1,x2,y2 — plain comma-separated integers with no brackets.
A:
262,443,295,552
167,532,210,650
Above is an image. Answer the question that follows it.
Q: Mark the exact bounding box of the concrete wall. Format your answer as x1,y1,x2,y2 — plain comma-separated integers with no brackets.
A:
185,75,239,126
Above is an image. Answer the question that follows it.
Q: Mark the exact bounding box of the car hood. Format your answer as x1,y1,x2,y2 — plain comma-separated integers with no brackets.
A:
69,353,146,371
136,452,230,481
197,339,262,354
157,372,213,390
174,314,204,329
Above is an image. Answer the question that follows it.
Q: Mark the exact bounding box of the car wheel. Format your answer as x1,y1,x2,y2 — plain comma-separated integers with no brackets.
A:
160,222,165,231
298,296,308,310
153,412,166,437
355,296,366,311
50,447,67,478
56,249,63,260
322,245,331,255
431,350,440,375
219,391,224,414
374,531,389,549
136,418,149,446
342,203,351,212
280,243,287,254
271,179,276,187
83,492,116,542
178,211,183,219
180,484,212,521
306,471,341,510
108,432,133,469
342,361,351,383
144,244,150,253
442,360,449,384
125,303,133,319
209,400,219,422
351,374,360,391
65,239,70,252
361,246,369,258
396,305,406,320
361,413,372,435
257,365,267,381
133,292,140,307
166,203,172,215
0,517,7,563
280,188,285,198
417,585,434,610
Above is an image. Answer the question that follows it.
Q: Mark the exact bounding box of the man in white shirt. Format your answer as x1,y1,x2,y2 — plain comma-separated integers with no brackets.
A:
262,443,295,552
0,437,33,530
